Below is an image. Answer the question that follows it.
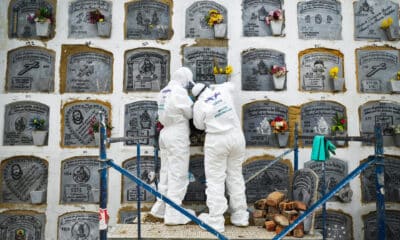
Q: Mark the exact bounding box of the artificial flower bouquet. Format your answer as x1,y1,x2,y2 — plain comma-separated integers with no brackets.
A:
206,9,226,38
265,9,284,35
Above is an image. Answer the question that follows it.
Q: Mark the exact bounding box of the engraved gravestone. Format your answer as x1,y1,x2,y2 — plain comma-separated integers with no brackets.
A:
183,47,228,84
242,49,286,91
125,48,170,92
299,49,344,91
0,156,48,204
190,119,205,146
3,101,49,146
125,0,171,40
6,46,55,92
361,155,400,203
122,156,159,203
354,0,399,41
61,157,100,204
119,210,137,224
242,101,289,147
184,155,206,202
300,101,346,145
315,210,353,240
124,101,157,146
242,0,282,37
363,210,400,240
58,212,99,240
62,101,111,147
0,211,46,240
297,0,342,40
186,1,227,39
68,0,112,38
356,47,400,93
243,159,291,203
292,168,318,207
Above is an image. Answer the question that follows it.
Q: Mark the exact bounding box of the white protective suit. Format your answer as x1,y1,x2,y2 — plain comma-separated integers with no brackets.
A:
150,67,196,225
191,82,249,232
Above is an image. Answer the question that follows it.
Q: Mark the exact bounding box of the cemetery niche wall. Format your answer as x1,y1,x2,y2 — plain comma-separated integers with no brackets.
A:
0,210,46,240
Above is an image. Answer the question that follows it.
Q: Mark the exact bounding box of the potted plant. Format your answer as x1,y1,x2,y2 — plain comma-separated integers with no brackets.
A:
392,124,400,147
380,16,394,41
206,9,226,38
27,7,53,37
329,66,344,91
30,117,47,145
265,9,284,36
213,64,233,84
389,71,400,93
88,118,113,146
270,65,287,90
331,113,347,146
89,9,111,37
270,116,289,147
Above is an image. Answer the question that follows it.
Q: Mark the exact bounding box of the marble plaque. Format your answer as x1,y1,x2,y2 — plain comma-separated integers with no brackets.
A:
0,211,46,240
125,48,170,92
354,0,399,41
119,209,137,224
68,0,112,38
300,101,346,145
62,101,111,147
363,210,400,240
242,49,286,91
0,156,48,203
3,101,49,146
124,101,158,146
61,157,100,204
184,155,206,202
242,0,282,37
361,155,400,203
8,0,55,39
292,168,318,207
186,1,227,39
243,159,291,203
6,46,55,92
58,212,99,240
315,210,353,240
297,0,342,40
125,0,171,40
299,48,344,91
356,47,400,93
190,119,205,146
242,101,289,147
183,47,228,84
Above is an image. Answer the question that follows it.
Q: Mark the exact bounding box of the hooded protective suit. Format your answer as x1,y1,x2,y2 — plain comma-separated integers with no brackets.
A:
150,67,196,225
191,82,249,232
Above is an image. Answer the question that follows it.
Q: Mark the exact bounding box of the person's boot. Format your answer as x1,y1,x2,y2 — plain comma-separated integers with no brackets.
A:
198,213,225,233
230,210,249,227
164,206,196,225
150,200,165,219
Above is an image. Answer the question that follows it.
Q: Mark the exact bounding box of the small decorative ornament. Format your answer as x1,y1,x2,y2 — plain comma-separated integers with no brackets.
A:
265,9,284,36
205,9,226,38
27,7,53,37
270,116,289,147
270,65,287,90
329,66,344,91
213,64,233,84
29,117,48,145
89,9,111,37
389,71,400,93
380,16,395,41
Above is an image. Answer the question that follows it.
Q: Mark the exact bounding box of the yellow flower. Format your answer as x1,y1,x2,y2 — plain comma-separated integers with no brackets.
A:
208,9,219,15
213,66,219,74
219,68,224,74
397,71,400,80
207,9,224,26
225,65,233,75
329,66,339,80
380,17,393,29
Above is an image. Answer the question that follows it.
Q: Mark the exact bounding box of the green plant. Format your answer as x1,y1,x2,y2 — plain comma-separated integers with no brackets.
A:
331,113,347,132
27,7,53,23
88,118,112,135
30,117,46,131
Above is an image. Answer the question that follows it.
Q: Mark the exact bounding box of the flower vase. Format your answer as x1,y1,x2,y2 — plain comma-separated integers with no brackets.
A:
276,132,289,147
394,134,400,147
334,131,347,146
35,21,50,37
215,74,228,84
270,20,283,36
97,21,111,37
214,23,227,39
383,28,395,41
273,75,286,90
92,188,100,202
32,130,47,145
390,81,400,93
94,132,100,146
333,78,345,92
30,190,46,204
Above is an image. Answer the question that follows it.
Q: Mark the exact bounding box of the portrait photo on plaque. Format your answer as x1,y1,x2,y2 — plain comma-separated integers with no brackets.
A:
363,210,400,240
58,212,99,240
0,210,46,240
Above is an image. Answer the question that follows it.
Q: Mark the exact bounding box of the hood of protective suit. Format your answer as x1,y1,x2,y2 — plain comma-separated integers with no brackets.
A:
171,67,194,88
191,83,207,97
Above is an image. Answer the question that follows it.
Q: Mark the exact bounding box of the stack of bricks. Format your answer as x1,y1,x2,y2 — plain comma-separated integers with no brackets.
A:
251,191,307,238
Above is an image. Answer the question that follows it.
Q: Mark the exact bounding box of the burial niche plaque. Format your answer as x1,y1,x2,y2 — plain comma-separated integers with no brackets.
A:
292,168,318,207
6,46,55,92
315,210,353,240
58,212,99,240
183,47,227,84
299,48,344,92
297,0,342,40
3,101,49,146
184,155,206,202
68,0,112,38
61,157,100,204
356,46,400,93
1,156,48,204
363,210,400,240
60,45,113,93
125,48,170,92
125,0,172,40
119,209,138,224
62,100,111,147
0,211,46,240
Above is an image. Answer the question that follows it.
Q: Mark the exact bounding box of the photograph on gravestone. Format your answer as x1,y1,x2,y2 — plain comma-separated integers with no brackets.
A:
297,0,342,40
125,0,172,40
354,0,399,41
124,48,170,92
58,212,99,240
6,46,55,92
299,48,344,92
3,101,49,146
190,119,206,146
300,101,345,146
122,156,160,203
363,210,400,240
242,101,289,147
68,0,112,38
360,155,400,203
61,100,111,147
118,208,138,224
356,46,400,93
8,0,56,39
0,156,48,204
242,0,283,37
315,210,353,240
292,168,319,208
60,45,113,93
124,101,158,146
185,1,227,39
184,155,206,202
0,210,46,240
183,47,227,84
241,49,286,91
60,157,100,204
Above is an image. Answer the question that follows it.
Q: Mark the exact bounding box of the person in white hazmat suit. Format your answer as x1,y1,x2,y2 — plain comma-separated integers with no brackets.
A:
149,67,196,225
191,82,249,232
